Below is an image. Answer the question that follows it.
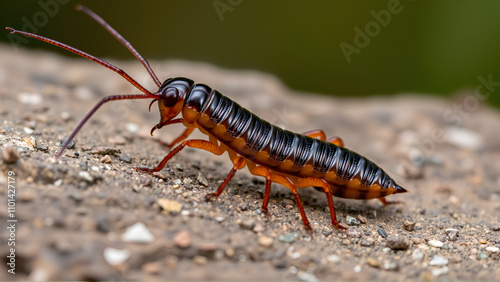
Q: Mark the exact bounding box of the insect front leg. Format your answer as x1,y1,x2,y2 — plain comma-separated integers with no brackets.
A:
136,139,224,173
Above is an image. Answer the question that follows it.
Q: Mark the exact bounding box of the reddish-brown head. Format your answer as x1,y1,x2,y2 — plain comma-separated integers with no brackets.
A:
153,78,194,131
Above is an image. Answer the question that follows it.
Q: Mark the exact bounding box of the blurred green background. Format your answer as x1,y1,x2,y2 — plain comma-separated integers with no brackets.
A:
1,0,500,108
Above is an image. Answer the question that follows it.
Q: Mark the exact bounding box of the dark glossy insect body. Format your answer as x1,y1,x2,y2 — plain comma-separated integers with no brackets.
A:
6,5,407,233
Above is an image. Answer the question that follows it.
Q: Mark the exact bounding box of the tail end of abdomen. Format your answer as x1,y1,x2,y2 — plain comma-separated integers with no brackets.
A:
394,184,408,194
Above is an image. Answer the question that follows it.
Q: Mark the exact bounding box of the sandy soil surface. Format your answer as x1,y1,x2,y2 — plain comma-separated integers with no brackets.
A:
0,44,499,281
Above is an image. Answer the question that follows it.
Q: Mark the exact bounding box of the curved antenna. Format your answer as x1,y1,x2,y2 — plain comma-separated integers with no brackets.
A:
75,4,162,88
6,27,155,97
57,94,152,159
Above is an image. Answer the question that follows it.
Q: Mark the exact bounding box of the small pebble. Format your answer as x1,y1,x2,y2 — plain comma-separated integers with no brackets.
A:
360,238,375,247
157,198,182,214
239,219,256,230
91,146,120,155
193,255,207,265
356,215,367,224
60,137,75,149
403,220,416,231
386,235,410,250
103,247,130,265
486,246,499,253
279,232,299,243
23,127,34,134
429,255,448,266
1,146,20,164
412,248,425,262
253,222,265,233
108,135,126,145
377,228,387,238
383,261,399,271
479,239,487,244
477,252,488,260
366,258,379,268
297,271,318,282
35,143,48,152
326,255,340,263
445,228,459,241
348,229,362,238
197,172,209,186
490,225,500,231
173,179,182,185
100,155,112,164
122,222,155,243
119,154,132,163
142,262,162,274
78,171,94,183
432,267,449,277
346,215,360,225
140,176,152,187
428,240,444,248
173,230,191,248
258,235,274,247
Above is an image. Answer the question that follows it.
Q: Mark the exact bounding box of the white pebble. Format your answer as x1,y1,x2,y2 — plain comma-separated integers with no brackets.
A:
54,179,63,186
428,240,444,248
432,266,449,277
23,127,34,135
486,246,499,253
429,255,448,266
446,127,483,150
78,171,94,183
103,247,130,265
326,255,340,263
18,92,42,105
126,123,139,134
122,222,155,243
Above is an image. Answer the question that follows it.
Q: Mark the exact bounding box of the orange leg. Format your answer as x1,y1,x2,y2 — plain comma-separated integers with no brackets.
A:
296,177,348,232
302,129,344,147
247,165,272,216
379,197,404,206
205,156,245,201
270,174,312,232
136,139,224,173
156,127,195,148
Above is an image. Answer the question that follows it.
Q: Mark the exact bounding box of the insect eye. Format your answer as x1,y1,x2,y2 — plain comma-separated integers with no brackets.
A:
161,87,179,107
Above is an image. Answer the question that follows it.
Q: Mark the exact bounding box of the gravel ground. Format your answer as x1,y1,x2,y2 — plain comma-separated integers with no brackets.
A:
1,44,499,281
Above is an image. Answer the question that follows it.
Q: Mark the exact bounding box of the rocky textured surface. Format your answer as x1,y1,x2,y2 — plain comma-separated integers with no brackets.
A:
0,44,499,280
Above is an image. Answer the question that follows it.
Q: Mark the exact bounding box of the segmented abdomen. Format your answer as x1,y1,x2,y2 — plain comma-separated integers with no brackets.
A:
191,87,397,198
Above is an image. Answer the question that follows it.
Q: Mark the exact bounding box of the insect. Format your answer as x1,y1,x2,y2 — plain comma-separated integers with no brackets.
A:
7,5,407,232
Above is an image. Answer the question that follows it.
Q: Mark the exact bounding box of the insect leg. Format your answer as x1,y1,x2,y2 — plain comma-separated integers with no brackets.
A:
155,128,195,148
246,162,272,216
268,174,312,232
302,129,344,146
136,139,224,173
296,177,348,231
302,129,327,140
378,197,404,206
204,156,245,201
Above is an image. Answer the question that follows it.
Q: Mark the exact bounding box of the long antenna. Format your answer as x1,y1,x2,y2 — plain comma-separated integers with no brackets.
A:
75,4,162,88
6,27,155,96
56,94,152,159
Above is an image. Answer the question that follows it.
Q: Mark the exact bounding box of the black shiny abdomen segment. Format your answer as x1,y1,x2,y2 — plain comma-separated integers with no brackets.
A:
206,91,233,125
268,127,296,162
226,104,253,138
243,117,273,152
185,84,212,112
